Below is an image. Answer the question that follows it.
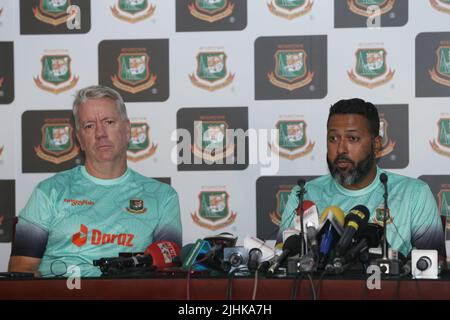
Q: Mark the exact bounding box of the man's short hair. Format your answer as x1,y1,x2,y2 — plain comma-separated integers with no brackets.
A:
327,98,380,138
72,85,128,129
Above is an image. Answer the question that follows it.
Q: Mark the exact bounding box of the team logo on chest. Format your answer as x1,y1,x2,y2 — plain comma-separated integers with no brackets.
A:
190,50,234,92
267,0,313,20
429,43,450,88
376,115,396,158
32,0,77,26
348,47,395,89
34,51,79,94
269,118,315,160
127,120,158,162
268,44,314,91
430,0,450,14
34,119,80,164
111,0,156,23
430,117,450,157
126,199,147,214
191,187,237,231
268,186,293,226
188,0,235,23
111,48,157,94
373,206,394,226
347,0,395,17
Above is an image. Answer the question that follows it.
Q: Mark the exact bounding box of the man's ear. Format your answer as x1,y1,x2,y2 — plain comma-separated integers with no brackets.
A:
374,135,382,157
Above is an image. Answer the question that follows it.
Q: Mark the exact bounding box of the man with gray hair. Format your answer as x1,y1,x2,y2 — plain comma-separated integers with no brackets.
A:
9,85,182,277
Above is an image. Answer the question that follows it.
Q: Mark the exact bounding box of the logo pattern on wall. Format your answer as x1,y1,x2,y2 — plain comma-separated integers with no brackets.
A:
268,116,315,160
176,0,247,32
256,176,318,240
34,50,79,94
191,186,237,231
267,0,314,20
189,48,235,92
254,35,327,100
430,116,450,157
127,118,158,163
416,32,450,97
376,104,409,169
110,0,156,23
177,107,249,171
22,110,83,173
99,39,169,102
20,0,91,34
0,42,14,104
334,0,408,28
430,0,450,14
419,175,450,218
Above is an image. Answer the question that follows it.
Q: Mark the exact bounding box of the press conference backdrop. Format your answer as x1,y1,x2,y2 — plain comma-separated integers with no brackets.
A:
0,0,449,272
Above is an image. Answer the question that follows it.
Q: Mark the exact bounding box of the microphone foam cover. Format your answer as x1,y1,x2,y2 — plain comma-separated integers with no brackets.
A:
145,241,180,269
282,234,302,256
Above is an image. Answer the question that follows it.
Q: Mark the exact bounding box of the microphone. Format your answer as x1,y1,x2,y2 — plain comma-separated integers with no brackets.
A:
335,205,370,258
296,179,307,256
93,254,153,274
295,200,320,255
342,223,383,266
268,234,302,275
317,206,345,268
248,248,263,272
243,235,275,272
145,240,180,269
380,173,389,259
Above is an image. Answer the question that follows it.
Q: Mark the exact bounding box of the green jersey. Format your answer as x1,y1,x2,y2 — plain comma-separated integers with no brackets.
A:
277,167,445,257
18,166,182,277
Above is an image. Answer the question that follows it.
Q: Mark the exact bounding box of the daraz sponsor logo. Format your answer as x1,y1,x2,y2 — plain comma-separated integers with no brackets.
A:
72,224,134,247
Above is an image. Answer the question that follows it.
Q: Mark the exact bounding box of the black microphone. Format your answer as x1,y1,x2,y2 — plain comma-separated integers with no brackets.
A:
296,178,307,256
343,223,383,265
93,255,153,274
248,248,262,272
380,173,389,259
335,205,370,258
268,234,302,274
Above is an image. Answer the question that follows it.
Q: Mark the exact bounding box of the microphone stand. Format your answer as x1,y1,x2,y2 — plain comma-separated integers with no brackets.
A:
371,173,400,275
297,179,307,257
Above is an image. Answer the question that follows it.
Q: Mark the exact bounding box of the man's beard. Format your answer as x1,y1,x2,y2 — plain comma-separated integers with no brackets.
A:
327,149,375,187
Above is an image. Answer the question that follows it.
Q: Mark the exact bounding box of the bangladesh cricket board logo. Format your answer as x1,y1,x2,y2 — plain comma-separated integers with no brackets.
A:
188,0,235,23
373,206,394,227
438,188,450,217
190,51,234,92
32,0,78,26
430,118,450,157
376,116,396,158
191,190,237,230
193,120,234,162
430,0,450,14
111,49,156,94
0,7,3,16
111,0,156,23
429,45,450,88
348,48,395,89
34,122,80,164
0,146,3,157
34,54,79,94
347,0,395,17
267,0,313,20
268,47,314,91
268,187,293,227
269,120,315,160
127,122,158,162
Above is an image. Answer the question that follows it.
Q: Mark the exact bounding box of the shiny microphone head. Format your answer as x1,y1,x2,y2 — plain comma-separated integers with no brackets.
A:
145,241,180,269
380,173,388,184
